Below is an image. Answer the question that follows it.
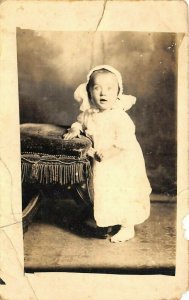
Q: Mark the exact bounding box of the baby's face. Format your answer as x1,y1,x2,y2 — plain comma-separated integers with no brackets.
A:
89,72,119,111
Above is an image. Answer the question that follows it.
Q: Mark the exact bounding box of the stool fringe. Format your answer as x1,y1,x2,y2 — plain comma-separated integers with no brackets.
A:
21,160,91,185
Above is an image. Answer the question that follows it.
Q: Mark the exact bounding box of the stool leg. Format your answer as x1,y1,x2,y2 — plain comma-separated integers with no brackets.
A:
69,185,91,207
22,189,41,233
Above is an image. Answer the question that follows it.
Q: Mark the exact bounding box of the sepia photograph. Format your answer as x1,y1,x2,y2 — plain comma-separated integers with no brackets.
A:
17,29,182,275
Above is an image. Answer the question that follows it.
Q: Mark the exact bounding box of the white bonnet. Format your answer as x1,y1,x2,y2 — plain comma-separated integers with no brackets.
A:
74,65,136,111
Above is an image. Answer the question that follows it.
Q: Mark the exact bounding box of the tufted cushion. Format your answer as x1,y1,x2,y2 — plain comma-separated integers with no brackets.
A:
20,123,91,157
20,124,92,185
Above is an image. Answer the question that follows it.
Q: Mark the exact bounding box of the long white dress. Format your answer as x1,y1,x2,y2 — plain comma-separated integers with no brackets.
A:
72,107,152,227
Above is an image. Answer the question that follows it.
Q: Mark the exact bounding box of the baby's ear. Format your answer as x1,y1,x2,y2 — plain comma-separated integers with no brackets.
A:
119,94,137,111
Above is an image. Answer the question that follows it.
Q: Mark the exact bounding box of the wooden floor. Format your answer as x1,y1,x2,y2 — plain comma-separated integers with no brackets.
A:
24,191,176,276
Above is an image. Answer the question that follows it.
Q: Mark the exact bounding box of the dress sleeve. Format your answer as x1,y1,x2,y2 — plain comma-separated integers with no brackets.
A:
71,111,86,132
114,111,136,150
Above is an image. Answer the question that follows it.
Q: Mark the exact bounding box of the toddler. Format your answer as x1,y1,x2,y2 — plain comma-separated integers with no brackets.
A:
64,65,151,242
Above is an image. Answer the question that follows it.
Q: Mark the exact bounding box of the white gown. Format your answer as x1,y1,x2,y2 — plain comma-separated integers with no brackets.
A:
72,107,152,227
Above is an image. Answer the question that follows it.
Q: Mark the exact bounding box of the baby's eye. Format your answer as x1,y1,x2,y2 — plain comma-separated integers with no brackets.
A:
93,86,100,91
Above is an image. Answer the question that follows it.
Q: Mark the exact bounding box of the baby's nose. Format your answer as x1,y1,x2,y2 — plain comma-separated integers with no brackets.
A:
100,88,107,96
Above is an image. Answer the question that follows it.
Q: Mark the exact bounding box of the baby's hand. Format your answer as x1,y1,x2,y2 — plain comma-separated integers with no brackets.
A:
94,151,104,162
95,147,120,161
63,128,80,140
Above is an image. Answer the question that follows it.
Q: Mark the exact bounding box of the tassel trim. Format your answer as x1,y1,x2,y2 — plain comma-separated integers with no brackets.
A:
21,157,92,185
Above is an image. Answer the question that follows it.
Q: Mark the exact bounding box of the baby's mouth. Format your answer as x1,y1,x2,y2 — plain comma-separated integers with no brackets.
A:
100,99,107,104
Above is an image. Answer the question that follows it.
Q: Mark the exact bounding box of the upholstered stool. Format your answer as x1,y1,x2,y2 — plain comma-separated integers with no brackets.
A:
21,123,93,230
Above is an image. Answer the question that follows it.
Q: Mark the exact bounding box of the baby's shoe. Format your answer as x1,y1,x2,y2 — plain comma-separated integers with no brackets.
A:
110,226,135,243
